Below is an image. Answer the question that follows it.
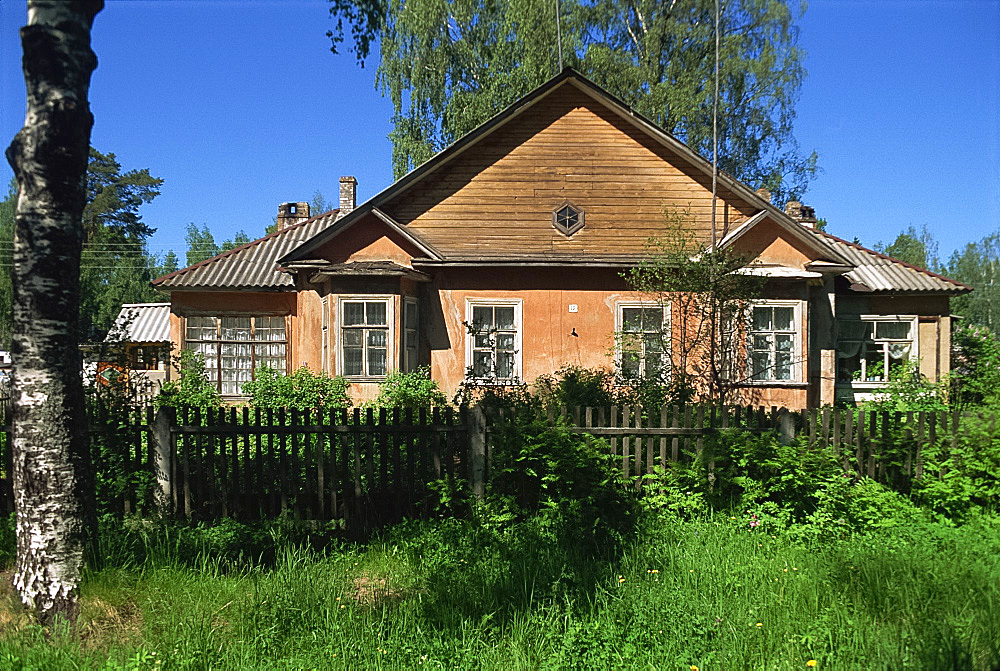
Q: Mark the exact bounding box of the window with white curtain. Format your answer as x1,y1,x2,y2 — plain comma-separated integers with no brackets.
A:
837,316,916,383
184,315,287,395
339,298,391,378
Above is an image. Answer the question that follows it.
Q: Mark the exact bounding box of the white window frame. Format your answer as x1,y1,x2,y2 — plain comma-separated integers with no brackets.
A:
746,300,804,384
464,298,523,383
615,301,670,382
336,296,395,380
403,296,419,373
837,314,918,386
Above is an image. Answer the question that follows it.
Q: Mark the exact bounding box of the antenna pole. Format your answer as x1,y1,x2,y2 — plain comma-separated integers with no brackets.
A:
710,0,720,250
556,0,563,71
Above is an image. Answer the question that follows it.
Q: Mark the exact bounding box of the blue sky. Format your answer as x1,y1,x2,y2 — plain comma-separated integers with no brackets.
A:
1,0,998,266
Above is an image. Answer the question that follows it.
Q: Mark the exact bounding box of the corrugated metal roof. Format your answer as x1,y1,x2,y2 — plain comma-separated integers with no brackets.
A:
816,231,971,294
153,211,338,290
107,303,170,343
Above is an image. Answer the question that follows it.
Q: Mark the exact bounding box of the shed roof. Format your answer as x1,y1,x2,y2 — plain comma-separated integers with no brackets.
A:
152,211,338,290
106,303,170,343
817,231,971,294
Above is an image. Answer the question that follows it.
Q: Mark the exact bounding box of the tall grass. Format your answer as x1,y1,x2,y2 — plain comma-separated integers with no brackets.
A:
1,510,998,670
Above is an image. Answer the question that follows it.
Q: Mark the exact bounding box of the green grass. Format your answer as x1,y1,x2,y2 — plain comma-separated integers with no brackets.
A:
2,511,999,670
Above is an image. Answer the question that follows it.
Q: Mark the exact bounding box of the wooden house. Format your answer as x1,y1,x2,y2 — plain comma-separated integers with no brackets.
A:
152,69,970,408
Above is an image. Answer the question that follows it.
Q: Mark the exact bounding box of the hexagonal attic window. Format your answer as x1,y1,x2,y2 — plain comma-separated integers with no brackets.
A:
552,202,584,236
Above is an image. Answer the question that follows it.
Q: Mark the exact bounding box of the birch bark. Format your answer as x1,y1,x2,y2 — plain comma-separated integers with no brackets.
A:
5,0,103,624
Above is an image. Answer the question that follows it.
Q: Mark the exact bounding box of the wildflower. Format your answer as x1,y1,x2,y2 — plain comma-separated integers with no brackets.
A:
807,661,817,667
619,577,626,583
690,666,699,671
689,569,694,573
756,622,763,627
792,567,798,571
783,568,788,572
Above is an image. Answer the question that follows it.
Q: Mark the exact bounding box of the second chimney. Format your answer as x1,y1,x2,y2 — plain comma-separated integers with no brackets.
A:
784,200,817,228
276,201,310,232
339,176,357,217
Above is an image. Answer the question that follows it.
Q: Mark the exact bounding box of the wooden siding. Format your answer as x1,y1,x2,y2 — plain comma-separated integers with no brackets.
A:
384,84,759,258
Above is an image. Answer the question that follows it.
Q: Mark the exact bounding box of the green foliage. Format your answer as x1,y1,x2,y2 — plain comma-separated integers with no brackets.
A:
488,413,637,551
533,365,616,410
875,224,940,271
860,358,948,413
241,365,351,410
184,224,252,267
947,229,1000,334
951,324,1000,407
156,350,222,410
330,0,817,200
368,366,447,409
0,513,12,568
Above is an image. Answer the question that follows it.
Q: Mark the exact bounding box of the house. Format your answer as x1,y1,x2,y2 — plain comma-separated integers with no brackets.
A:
152,69,970,408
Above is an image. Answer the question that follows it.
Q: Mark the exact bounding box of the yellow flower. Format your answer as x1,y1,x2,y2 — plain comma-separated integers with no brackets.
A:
806,661,817,667
755,622,763,627
619,577,626,583
690,666,699,671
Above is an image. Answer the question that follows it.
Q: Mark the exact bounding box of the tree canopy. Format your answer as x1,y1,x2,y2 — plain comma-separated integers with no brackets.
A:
184,223,251,266
0,149,173,345
327,0,816,202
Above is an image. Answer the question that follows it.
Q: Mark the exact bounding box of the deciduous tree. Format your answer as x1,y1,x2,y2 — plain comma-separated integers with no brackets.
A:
327,0,816,201
5,0,103,623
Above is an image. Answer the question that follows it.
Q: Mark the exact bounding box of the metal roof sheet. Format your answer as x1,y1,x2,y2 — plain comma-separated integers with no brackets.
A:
815,231,971,294
107,303,170,343
153,211,338,290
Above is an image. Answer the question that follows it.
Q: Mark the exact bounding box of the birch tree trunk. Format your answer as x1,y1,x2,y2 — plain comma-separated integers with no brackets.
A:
4,0,103,624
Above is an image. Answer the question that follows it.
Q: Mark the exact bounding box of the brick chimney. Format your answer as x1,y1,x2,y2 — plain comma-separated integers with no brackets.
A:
784,200,817,228
276,201,310,232
339,176,357,216
756,187,772,204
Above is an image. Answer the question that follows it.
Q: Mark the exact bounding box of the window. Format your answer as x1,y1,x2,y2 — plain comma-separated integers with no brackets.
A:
403,298,419,372
339,298,391,378
466,300,521,381
552,202,584,236
617,303,668,380
185,315,287,395
837,316,915,383
749,304,798,382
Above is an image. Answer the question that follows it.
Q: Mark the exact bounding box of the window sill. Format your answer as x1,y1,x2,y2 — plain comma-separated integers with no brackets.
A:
463,378,521,386
344,376,388,384
836,381,890,389
735,381,809,388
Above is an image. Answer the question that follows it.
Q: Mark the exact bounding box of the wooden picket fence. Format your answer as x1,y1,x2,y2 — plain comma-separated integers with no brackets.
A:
0,403,993,528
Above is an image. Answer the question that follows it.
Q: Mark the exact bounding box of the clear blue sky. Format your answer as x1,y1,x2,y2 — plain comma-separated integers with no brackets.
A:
1,0,998,265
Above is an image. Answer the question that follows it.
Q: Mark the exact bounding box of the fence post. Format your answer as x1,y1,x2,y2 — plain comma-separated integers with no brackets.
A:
776,408,794,445
152,405,176,516
469,404,487,500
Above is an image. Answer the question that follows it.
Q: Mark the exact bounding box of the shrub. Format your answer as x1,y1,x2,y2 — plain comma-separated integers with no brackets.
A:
488,413,637,551
951,324,1000,408
242,366,351,410
369,367,447,409
156,349,222,410
533,365,617,411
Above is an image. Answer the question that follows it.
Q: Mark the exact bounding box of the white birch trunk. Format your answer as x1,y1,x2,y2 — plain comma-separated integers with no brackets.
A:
5,0,103,624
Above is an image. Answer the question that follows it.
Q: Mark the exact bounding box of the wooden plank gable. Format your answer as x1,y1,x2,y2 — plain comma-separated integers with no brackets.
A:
382,82,759,259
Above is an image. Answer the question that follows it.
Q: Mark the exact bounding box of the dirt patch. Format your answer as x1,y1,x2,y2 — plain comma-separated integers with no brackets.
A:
77,596,144,649
0,570,33,635
349,573,405,605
